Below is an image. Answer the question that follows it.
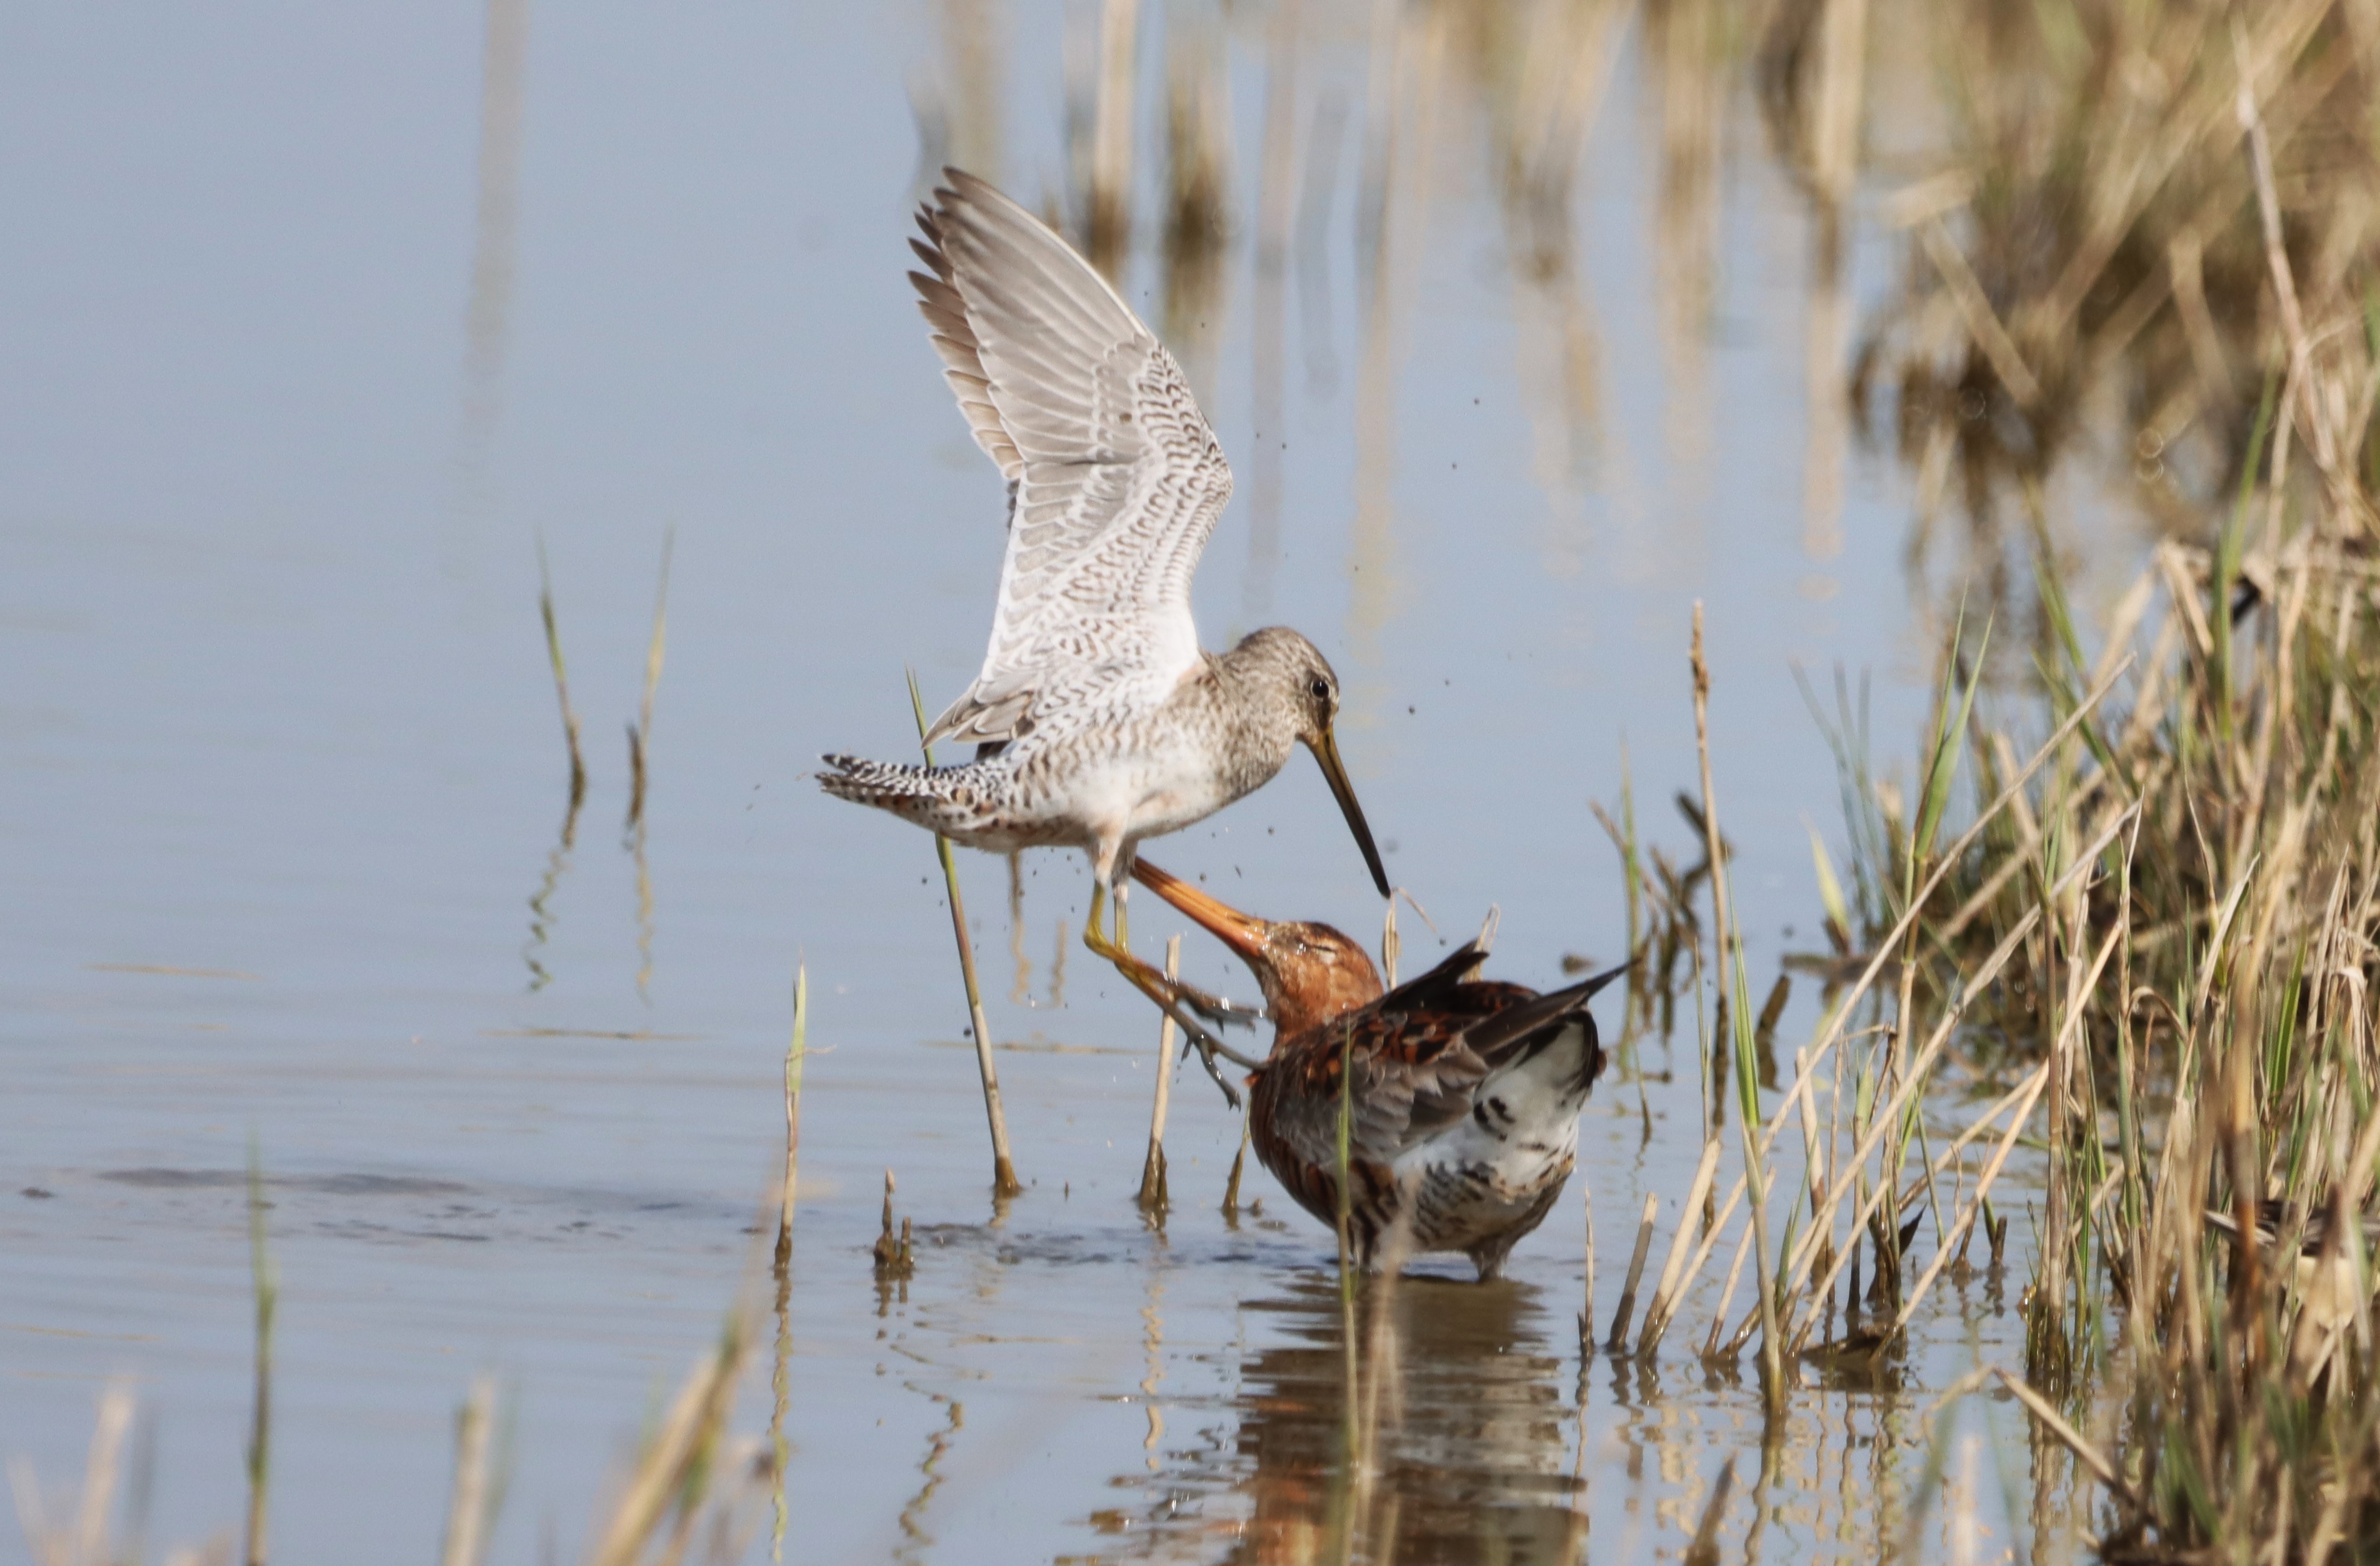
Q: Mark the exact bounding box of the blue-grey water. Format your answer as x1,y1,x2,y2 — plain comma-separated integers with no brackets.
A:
2,4,2101,1561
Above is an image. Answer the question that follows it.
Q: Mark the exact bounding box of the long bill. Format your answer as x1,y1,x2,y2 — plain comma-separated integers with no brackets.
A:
1308,727,1392,898
1129,860,1271,966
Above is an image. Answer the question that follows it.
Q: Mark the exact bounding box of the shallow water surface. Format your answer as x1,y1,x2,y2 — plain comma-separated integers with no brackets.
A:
3,4,2104,1561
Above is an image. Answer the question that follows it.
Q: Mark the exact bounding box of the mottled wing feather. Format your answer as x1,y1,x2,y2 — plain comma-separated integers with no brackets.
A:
1260,983,1542,1177
909,168,1233,746
1374,940,1493,1011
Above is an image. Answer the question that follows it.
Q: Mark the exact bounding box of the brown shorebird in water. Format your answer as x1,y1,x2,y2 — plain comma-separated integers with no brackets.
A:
818,169,1389,1003
1131,860,1624,1281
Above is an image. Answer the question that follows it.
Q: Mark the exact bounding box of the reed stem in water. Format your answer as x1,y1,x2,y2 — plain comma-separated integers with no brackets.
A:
907,669,1022,1197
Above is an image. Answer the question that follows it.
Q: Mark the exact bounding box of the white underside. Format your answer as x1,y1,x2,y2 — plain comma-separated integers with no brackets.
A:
1391,1021,1592,1257
948,731,1247,877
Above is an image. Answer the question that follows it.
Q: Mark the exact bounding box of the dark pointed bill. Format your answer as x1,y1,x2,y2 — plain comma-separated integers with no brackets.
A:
1309,728,1392,898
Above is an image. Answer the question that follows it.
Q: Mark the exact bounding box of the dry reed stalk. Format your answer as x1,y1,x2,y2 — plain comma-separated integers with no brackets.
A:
1241,0,1297,626
624,527,673,832
1135,936,1183,1212
1635,1138,1720,1357
770,965,806,1560
77,1389,134,1566
535,540,586,814
1731,766,2135,1354
1817,268,2380,1544
1765,905,2043,1339
437,1377,498,1566
1220,1112,1249,1216
779,965,806,1263
1991,1367,2136,1511
1792,1045,1826,1221
1809,0,1866,208
1690,605,1784,1409
1605,1194,1659,1351
906,671,1021,1197
1699,1218,1756,1360
1680,1060,1847,1355
587,1310,753,1566
1709,1048,2036,1354
1759,663,2130,1154
1579,1182,1597,1347
1871,1061,2049,1349
1006,855,1029,1005
1085,0,1139,279
10,1382,136,1566
243,1147,273,1566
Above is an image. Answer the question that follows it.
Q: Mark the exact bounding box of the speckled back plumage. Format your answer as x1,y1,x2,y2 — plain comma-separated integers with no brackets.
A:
1247,945,1615,1280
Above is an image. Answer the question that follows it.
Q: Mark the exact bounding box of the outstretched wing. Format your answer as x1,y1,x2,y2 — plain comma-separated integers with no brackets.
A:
909,168,1233,746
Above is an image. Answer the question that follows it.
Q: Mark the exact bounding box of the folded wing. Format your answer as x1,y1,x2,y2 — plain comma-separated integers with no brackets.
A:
1264,967,1623,1174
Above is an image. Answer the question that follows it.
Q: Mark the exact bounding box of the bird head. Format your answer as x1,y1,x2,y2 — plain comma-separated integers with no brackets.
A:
1131,860,1384,1040
1228,628,1391,899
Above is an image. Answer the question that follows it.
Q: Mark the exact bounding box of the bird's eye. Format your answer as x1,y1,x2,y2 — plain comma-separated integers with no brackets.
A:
1308,678,1331,701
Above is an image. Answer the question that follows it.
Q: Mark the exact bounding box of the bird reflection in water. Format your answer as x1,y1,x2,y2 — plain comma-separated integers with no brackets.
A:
1089,1270,1585,1564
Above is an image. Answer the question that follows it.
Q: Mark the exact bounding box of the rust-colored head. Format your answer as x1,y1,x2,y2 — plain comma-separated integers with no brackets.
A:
1131,860,1384,1040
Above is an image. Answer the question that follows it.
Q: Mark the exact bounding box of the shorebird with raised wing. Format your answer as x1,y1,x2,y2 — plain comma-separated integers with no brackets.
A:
820,170,1390,998
1129,860,1623,1281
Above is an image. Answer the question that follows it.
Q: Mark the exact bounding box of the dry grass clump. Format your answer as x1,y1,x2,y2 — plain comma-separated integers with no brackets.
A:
1817,53,2380,1544
1817,460,2380,1557
1853,0,2380,559
1794,8,2380,1551
1818,498,2380,1553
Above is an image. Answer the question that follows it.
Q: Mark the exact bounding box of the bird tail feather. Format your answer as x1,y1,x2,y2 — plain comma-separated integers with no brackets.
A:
816,754,1001,837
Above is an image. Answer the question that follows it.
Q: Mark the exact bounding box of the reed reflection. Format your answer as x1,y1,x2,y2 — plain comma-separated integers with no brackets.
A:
1644,0,1722,561
1344,3,1441,706
1753,0,1868,565
522,545,584,993
456,0,528,514
941,0,1008,183
1293,92,1348,403
1068,0,1141,281
1484,0,1626,579
1242,0,1299,632
1161,0,1232,407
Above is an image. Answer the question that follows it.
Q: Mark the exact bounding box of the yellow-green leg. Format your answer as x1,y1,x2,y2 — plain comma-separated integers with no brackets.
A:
1087,882,1211,1008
